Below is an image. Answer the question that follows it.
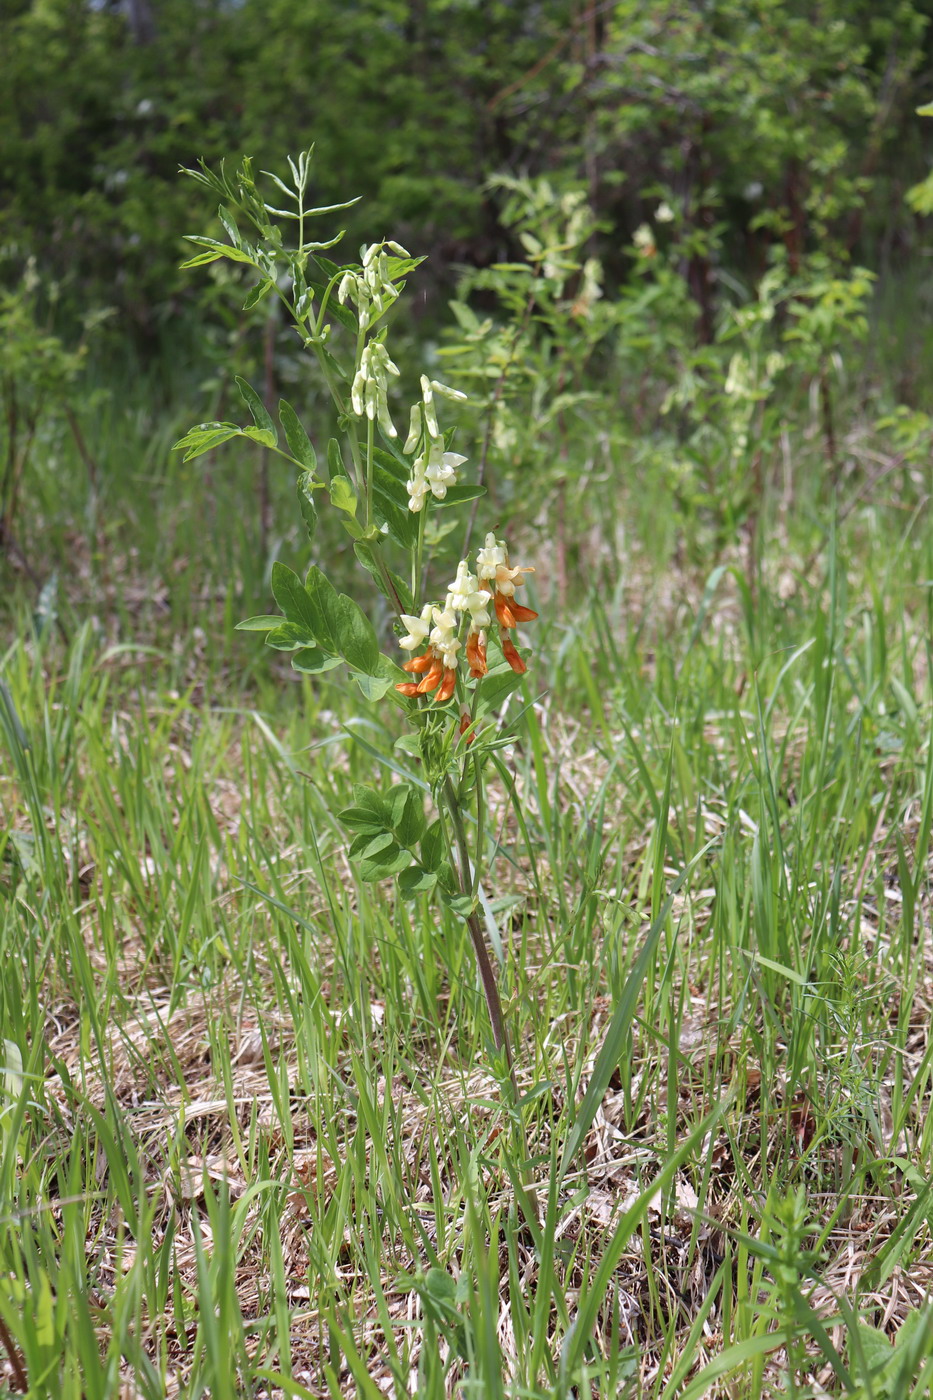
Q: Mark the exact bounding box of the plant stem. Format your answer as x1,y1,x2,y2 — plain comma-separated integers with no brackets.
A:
442,774,514,1079
442,773,540,1225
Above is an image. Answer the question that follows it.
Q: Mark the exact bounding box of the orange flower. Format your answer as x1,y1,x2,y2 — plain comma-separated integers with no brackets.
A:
416,656,445,694
395,647,458,704
466,630,488,679
436,667,457,703
402,648,435,674
501,635,527,674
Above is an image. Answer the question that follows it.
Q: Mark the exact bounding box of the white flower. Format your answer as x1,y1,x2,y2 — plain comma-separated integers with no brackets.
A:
420,374,439,438
337,242,403,331
656,202,675,223
430,606,461,668
633,224,656,256
445,559,492,625
429,378,468,404
398,604,434,650
403,403,422,454
406,441,466,511
424,441,465,499
476,532,506,583
350,340,400,438
406,460,429,513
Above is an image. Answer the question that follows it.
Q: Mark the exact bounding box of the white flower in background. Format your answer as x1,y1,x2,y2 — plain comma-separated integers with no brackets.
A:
350,339,399,438
633,224,657,257
656,201,675,223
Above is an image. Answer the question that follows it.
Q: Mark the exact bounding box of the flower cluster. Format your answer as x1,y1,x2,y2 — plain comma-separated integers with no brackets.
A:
350,339,400,439
396,534,536,704
338,241,409,332
404,375,468,512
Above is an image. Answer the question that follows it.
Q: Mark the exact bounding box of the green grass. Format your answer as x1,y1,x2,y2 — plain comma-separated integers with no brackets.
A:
3,355,933,1397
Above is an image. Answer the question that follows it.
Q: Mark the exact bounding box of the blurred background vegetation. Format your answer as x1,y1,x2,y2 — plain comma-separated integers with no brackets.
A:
3,0,933,626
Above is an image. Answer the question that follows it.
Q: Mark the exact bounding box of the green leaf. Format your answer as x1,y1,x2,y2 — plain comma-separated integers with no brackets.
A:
180,236,256,268
265,621,316,651
296,471,318,542
394,787,426,848
280,401,317,471
421,820,446,871
326,438,344,481
271,562,323,642
338,805,388,835
360,843,412,881
291,648,342,675
236,376,277,445
353,544,414,613
304,566,341,653
235,615,284,632
352,830,394,861
243,280,274,311
371,458,417,547
355,673,394,701
242,425,277,449
329,474,358,517
440,891,475,919
398,866,438,898
173,422,243,461
217,205,241,246
351,785,394,826
336,595,380,674
558,874,687,1185
918,102,933,117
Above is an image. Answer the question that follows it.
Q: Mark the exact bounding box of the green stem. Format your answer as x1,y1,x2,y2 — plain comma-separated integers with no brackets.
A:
471,751,485,901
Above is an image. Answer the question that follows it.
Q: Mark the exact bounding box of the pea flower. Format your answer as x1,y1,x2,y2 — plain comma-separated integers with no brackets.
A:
406,440,467,512
337,240,410,332
403,375,468,510
350,339,399,438
396,541,536,703
475,532,537,673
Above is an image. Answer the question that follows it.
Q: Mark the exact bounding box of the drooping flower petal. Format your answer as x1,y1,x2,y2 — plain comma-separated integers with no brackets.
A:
502,635,527,674
466,630,488,678
435,667,457,703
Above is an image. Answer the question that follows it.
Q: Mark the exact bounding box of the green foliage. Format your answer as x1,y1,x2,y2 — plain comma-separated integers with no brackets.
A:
1,0,930,345
0,265,93,549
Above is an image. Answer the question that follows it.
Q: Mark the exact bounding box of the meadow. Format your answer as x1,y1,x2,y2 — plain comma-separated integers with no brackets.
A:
3,168,933,1400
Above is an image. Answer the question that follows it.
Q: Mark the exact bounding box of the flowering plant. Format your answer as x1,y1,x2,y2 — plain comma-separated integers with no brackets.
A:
174,150,537,1122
